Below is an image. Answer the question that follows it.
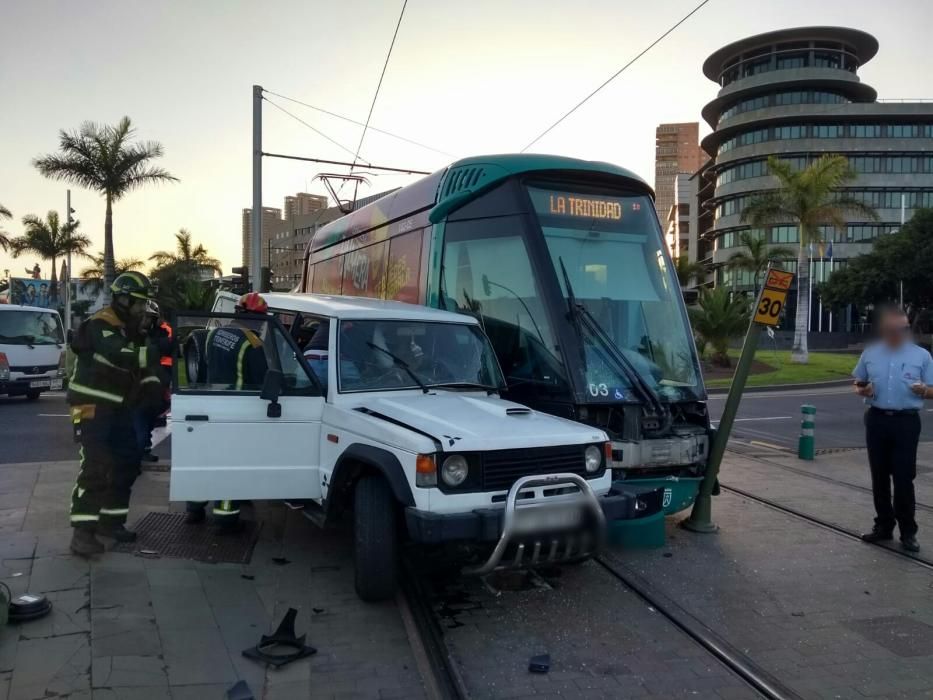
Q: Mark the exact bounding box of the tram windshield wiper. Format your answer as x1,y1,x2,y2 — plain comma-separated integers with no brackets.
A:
557,257,667,419
365,342,429,394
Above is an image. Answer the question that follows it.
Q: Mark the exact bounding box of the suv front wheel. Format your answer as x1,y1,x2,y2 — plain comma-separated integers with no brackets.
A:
353,475,398,602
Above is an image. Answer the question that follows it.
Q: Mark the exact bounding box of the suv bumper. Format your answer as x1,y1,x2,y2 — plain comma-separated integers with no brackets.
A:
405,483,664,545
1,374,63,396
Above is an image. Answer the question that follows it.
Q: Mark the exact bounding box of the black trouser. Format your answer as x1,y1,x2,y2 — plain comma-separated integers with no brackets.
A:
70,405,142,530
865,407,921,538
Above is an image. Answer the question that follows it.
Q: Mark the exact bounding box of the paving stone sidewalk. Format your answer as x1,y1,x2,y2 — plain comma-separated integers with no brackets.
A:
0,460,426,700
603,447,933,700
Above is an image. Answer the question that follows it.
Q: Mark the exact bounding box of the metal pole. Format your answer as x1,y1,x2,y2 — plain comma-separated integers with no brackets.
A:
683,285,765,533
807,251,812,332
65,189,72,333
251,85,263,292
818,256,823,333
900,194,906,310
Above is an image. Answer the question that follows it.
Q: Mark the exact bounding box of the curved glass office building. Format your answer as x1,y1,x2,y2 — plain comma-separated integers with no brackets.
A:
700,27,933,330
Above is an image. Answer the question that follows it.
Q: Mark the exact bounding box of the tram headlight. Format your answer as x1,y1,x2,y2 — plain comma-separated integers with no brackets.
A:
584,445,602,473
441,454,469,487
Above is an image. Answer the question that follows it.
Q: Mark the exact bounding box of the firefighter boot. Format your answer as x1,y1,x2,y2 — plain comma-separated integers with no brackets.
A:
98,523,138,543
70,529,105,556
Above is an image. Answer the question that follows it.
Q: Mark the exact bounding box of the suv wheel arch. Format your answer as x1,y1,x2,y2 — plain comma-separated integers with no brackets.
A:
325,443,415,523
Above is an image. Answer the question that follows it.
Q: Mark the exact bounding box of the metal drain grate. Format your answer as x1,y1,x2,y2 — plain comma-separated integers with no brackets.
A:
113,512,261,564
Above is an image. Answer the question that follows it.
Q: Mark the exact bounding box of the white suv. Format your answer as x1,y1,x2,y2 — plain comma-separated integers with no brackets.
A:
171,294,660,600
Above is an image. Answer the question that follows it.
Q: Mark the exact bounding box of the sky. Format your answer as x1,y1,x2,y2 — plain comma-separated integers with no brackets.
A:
1,0,931,278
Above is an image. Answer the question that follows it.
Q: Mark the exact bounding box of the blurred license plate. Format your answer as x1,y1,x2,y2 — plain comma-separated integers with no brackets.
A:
513,504,582,534
29,380,50,389
50,379,63,391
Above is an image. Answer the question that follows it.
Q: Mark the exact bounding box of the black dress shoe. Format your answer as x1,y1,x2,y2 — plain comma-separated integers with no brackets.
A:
861,529,894,543
901,536,920,553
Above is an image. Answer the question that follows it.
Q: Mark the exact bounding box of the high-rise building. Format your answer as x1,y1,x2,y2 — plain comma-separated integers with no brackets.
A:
700,26,933,331
654,122,705,223
268,189,400,290
241,207,283,269
665,173,694,261
284,192,328,221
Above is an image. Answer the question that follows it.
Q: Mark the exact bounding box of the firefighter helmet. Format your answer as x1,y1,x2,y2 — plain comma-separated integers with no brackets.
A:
235,292,269,314
110,272,154,300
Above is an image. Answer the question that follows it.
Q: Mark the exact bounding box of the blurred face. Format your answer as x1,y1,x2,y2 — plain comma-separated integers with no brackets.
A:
880,311,910,346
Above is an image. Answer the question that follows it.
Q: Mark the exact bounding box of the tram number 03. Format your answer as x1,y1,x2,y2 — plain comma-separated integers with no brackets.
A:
588,383,609,397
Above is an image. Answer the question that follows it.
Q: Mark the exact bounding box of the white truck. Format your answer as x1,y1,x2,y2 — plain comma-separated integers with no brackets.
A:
171,293,661,600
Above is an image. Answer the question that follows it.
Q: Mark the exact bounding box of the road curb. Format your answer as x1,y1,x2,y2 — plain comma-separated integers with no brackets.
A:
706,378,852,396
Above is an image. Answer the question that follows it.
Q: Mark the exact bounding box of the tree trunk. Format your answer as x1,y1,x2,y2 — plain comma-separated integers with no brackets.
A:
791,243,809,363
102,193,115,305
49,255,58,306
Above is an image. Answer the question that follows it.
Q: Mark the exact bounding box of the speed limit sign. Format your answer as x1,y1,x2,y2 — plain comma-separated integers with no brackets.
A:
753,269,795,327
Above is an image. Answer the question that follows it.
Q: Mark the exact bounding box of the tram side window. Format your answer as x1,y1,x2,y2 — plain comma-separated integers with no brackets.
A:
342,241,388,299
312,256,344,295
441,217,565,388
385,229,424,304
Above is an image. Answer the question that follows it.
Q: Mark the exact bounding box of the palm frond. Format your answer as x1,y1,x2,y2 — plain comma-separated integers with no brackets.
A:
0,203,11,220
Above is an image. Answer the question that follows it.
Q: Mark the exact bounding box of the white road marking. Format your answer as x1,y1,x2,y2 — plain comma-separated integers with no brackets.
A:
748,440,788,451
711,416,793,424
37,413,70,417
707,387,851,400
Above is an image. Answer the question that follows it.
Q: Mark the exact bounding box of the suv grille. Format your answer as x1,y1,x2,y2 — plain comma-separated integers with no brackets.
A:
11,364,58,375
481,444,592,492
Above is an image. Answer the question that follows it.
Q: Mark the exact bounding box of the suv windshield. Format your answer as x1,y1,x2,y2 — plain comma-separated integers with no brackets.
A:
338,320,504,393
527,185,701,401
0,310,64,346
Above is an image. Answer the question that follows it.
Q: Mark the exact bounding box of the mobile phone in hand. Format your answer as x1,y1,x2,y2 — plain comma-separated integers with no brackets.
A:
854,380,869,388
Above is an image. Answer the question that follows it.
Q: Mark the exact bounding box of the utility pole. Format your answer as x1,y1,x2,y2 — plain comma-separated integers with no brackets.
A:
65,190,73,333
251,85,263,292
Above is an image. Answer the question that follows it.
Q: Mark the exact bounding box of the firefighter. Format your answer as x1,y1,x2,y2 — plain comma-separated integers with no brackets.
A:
185,292,269,529
68,272,161,556
135,301,165,462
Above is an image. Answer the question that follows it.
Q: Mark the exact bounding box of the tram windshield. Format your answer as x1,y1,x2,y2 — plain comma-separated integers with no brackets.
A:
527,185,701,402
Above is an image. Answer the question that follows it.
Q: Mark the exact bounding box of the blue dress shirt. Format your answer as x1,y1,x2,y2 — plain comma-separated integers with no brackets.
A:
853,341,933,410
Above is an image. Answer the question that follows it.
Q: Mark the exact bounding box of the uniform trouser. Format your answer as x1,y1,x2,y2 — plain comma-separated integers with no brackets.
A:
865,408,921,538
186,500,241,525
70,406,142,530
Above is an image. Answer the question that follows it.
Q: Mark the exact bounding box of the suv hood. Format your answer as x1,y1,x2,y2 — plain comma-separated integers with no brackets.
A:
357,392,606,452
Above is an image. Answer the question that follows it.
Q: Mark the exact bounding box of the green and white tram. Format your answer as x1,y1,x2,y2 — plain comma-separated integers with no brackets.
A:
300,154,711,513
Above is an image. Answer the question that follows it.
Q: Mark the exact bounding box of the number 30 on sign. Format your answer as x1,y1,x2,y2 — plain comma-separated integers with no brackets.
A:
754,289,785,325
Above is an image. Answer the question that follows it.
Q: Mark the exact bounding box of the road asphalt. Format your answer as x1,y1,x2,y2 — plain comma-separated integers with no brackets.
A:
5,386,933,466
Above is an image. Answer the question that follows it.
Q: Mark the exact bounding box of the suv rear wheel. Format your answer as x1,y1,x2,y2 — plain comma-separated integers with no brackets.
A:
353,475,398,601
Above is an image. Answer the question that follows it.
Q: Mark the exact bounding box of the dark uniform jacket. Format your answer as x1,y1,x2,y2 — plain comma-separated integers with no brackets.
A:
67,307,159,408
205,325,268,390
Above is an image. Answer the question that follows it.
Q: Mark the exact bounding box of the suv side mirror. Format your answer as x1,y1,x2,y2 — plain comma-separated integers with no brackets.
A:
261,369,284,417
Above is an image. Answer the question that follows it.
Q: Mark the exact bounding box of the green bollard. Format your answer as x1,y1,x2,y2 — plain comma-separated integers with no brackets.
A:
798,404,816,460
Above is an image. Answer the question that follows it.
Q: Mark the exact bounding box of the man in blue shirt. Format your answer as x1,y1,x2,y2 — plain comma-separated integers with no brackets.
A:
853,305,933,552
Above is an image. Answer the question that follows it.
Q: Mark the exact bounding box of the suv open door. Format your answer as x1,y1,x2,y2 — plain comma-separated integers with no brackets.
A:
170,312,325,502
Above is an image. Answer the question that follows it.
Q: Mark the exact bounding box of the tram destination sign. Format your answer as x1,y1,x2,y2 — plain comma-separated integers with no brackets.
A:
753,268,795,327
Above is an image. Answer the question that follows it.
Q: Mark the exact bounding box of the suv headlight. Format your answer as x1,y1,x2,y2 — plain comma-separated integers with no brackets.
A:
441,454,469,487
584,445,602,473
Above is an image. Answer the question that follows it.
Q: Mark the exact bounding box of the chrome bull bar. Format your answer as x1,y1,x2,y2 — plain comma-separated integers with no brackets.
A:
463,473,607,576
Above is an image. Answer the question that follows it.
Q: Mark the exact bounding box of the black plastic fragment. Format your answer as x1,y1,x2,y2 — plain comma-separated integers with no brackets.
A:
226,679,255,700
528,653,550,674
9,593,52,623
271,557,291,566
242,607,317,668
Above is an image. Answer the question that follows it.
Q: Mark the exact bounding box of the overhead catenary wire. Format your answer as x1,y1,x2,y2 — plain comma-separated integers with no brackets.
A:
349,0,409,173
263,88,454,158
521,0,713,153
263,96,372,166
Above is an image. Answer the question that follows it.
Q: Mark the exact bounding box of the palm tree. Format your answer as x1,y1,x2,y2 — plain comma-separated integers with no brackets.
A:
33,117,178,303
726,231,795,295
149,229,221,276
79,252,144,297
674,256,707,288
10,210,91,301
741,155,878,363
0,203,11,252
688,287,750,368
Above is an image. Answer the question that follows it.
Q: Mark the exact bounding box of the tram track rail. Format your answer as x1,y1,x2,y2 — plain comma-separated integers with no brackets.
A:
593,556,802,700
726,444,933,515
398,555,470,700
